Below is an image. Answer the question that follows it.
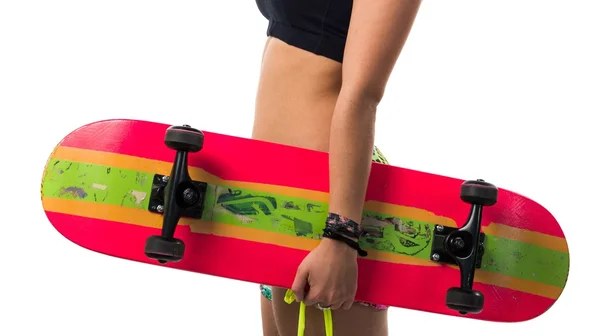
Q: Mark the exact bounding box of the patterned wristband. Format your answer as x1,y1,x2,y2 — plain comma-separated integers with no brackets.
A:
324,213,362,240
322,230,368,257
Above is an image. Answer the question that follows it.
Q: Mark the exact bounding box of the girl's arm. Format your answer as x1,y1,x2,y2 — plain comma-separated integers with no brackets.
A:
292,1,423,308
325,0,422,242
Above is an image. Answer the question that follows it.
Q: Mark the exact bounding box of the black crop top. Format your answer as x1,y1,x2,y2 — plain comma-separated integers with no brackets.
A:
255,0,353,63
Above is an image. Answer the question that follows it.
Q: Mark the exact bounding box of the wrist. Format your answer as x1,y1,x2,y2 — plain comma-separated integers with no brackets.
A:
322,212,367,257
321,237,359,257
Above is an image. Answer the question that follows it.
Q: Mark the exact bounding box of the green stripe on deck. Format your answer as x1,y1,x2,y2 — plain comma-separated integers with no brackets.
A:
42,159,569,288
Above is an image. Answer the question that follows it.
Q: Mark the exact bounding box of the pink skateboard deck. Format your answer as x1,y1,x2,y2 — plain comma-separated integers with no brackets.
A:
40,119,569,322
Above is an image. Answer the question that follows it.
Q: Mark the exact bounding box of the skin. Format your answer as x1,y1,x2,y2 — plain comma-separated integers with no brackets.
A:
253,0,423,335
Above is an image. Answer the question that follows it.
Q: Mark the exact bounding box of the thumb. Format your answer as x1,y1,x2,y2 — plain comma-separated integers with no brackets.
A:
291,266,309,302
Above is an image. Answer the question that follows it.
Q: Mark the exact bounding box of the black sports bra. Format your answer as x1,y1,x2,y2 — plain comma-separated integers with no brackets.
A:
255,0,353,63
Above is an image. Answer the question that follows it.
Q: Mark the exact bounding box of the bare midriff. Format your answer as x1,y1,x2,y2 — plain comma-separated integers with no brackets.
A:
252,37,344,152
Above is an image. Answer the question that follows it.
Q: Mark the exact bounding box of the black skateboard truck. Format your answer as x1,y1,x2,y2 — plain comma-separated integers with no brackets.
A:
144,125,208,264
430,179,498,315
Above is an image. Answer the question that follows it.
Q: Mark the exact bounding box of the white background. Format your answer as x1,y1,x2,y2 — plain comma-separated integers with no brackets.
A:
1,1,598,335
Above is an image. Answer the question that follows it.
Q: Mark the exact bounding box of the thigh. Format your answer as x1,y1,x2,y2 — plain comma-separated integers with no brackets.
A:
261,288,280,336
270,287,388,336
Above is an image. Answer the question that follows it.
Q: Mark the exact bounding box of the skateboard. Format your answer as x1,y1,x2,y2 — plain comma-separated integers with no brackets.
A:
40,119,569,323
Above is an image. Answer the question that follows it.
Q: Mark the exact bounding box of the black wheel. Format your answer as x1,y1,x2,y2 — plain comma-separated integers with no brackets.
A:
446,287,484,315
164,125,204,152
460,179,498,206
144,235,185,263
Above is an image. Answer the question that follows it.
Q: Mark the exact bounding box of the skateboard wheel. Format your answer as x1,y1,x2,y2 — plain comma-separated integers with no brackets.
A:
144,235,185,263
164,125,204,152
446,287,484,314
460,179,498,206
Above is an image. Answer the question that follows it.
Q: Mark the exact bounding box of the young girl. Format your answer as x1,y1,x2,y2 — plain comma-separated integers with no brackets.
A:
253,1,423,334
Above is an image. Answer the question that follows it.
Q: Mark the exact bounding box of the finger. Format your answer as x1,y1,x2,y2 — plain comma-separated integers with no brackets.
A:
291,267,308,302
303,291,320,307
322,295,338,309
329,301,344,310
342,299,354,310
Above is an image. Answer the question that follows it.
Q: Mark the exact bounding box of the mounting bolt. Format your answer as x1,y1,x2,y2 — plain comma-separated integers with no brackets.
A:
156,205,164,212
451,237,465,249
182,188,199,205
435,225,444,232
431,253,440,261
162,176,169,183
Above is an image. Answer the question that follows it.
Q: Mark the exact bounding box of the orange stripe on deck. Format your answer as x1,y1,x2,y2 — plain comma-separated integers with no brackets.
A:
50,146,568,253
486,223,568,253
43,197,562,299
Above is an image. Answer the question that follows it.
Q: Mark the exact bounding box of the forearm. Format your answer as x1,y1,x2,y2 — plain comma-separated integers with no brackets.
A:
327,92,377,225
323,0,421,243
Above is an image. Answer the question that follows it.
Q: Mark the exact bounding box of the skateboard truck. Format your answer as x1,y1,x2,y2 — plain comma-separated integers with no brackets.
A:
430,179,498,315
144,125,208,264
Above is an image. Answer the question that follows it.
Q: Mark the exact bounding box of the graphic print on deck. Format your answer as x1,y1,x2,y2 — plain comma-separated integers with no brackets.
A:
41,158,569,291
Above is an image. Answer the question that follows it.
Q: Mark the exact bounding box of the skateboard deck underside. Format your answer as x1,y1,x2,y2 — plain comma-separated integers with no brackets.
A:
41,119,569,323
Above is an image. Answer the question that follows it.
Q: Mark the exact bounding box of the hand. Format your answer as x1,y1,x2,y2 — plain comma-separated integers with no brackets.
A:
291,237,359,310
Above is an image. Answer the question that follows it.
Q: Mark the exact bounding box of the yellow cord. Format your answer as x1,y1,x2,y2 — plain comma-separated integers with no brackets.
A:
284,289,333,336
323,308,332,334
